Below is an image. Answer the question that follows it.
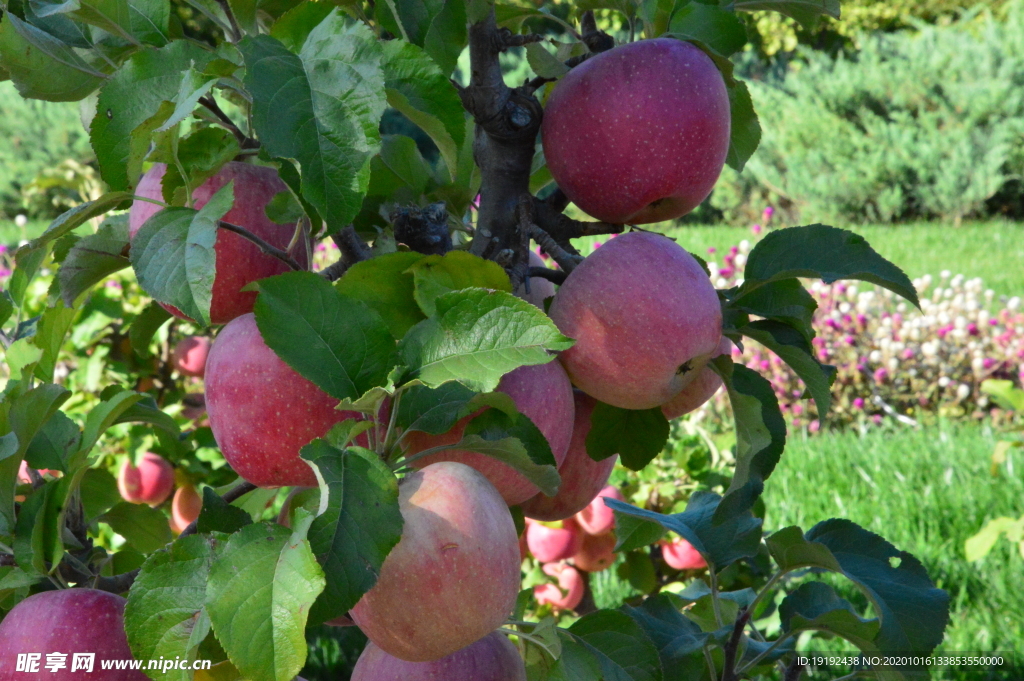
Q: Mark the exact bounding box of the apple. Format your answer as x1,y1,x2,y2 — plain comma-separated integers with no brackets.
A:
351,631,526,681
572,530,617,573
661,538,708,570
525,517,583,563
351,462,521,662
575,485,625,536
172,336,211,377
169,484,203,534
118,452,174,506
0,589,148,680
205,313,369,488
549,231,722,409
18,460,55,483
514,250,556,309
128,162,308,325
403,361,575,505
533,562,584,611
661,337,733,419
542,38,730,224
520,392,618,521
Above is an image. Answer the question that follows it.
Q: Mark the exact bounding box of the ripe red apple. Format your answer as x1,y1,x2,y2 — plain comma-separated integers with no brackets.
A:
533,562,584,611
549,231,722,409
542,38,730,224
575,485,625,536
128,162,309,325
350,462,521,662
18,461,55,483
118,452,174,506
661,337,733,419
169,484,203,534
521,392,617,521
514,250,557,309
172,336,211,377
351,632,526,681
0,589,148,680
403,361,574,505
661,538,708,570
205,313,367,488
572,530,617,573
525,517,583,563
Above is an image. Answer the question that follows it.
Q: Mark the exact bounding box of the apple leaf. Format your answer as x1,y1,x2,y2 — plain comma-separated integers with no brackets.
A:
241,16,387,232
606,492,763,570
70,0,170,48
301,441,403,624
334,251,426,339
585,402,669,471
58,214,131,306
567,610,664,681
738,225,920,308
739,319,833,419
768,521,950,659
451,408,560,496
613,514,667,553
725,80,761,172
728,0,840,30
25,411,81,474
251,271,399,401
526,42,568,79
90,40,215,191
394,381,478,435
667,4,747,57
0,13,108,102
377,0,467,75
80,468,121,523
622,594,708,681
196,487,254,535
779,581,880,649
25,191,134,251
409,251,513,317
128,302,172,359
269,0,335,52
76,389,147,465
206,519,325,681
154,127,241,206
126,535,223,681
13,479,67,575
398,288,573,393
31,299,78,383
728,278,817,344
100,502,175,554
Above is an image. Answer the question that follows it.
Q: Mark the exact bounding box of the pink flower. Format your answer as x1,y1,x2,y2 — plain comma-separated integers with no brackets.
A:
873,368,888,383
967,323,980,337
872,415,883,426
707,247,717,254
751,223,763,235
763,206,775,222
853,398,865,409
983,358,996,370
809,419,820,433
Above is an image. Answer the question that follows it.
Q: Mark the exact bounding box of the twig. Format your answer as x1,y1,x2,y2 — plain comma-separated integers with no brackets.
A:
529,223,582,273
321,226,372,282
219,221,303,271
179,481,259,539
214,0,243,42
722,608,752,681
580,11,615,54
199,96,247,147
533,195,622,240
528,266,567,285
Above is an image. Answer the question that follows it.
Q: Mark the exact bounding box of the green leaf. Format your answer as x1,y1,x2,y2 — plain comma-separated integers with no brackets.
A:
25,411,81,474
270,0,334,52
399,288,574,392
206,520,325,681
451,408,560,496
13,479,65,575
729,0,840,29
241,16,387,232
381,39,465,177
196,487,253,535
394,381,477,435
622,594,707,681
32,299,78,382
738,225,920,307
90,39,214,191
409,250,512,317
613,515,667,553
126,534,221,681
780,581,880,649
227,0,258,35
334,251,426,339
585,402,669,471
368,134,433,201
81,467,121,522
980,379,1024,413
27,191,134,250
740,320,832,418
77,389,146,464
114,394,180,436
156,65,218,133
252,271,398,401
606,492,763,570
129,302,172,358
378,0,467,75
71,0,170,47
100,502,175,554
724,80,760,172
767,521,950,656
667,5,746,57
188,181,232,324
729,278,816,344
264,191,305,225
567,609,664,681
0,13,107,102
301,442,403,624
155,127,241,206
714,359,786,524
58,213,131,306
526,42,568,79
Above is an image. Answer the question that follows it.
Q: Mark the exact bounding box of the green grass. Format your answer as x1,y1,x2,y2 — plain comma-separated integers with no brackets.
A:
763,421,1024,670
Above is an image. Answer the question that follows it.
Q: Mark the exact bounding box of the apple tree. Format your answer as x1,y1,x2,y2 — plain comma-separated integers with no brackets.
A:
0,0,952,678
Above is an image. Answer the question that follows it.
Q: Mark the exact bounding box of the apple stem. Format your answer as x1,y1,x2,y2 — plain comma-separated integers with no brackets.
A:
218,220,304,271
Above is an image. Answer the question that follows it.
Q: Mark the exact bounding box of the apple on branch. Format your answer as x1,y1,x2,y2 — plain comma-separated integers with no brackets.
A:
172,336,211,378
118,452,174,506
351,631,526,681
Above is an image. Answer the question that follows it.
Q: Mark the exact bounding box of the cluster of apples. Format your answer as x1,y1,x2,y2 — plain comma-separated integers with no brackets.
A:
116,452,202,534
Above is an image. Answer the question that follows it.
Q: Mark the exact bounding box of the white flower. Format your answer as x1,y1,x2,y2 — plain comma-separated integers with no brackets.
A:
1008,297,1021,311
734,253,746,268
739,239,750,254
14,214,27,227
940,270,951,279
938,376,950,388
956,384,971,400
870,350,882,363
971,357,984,372
888,357,899,371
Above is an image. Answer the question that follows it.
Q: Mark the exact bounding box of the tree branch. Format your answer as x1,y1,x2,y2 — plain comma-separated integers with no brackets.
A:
219,220,304,272
533,196,622,240
199,96,249,148
529,266,567,285
722,607,752,681
321,226,372,282
529,222,582,274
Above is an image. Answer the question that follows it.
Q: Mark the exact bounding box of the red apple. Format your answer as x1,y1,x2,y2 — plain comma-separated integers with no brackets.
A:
525,517,583,563
172,336,211,377
520,392,617,521
0,589,148,680
18,461,55,484
549,232,722,409
351,631,526,681
514,250,557,309
128,162,309,325
575,485,625,536
350,462,521,662
118,452,174,506
403,361,574,505
572,530,617,573
205,313,368,488
169,484,203,534
542,38,730,225
661,337,733,419
661,538,707,570
533,562,584,611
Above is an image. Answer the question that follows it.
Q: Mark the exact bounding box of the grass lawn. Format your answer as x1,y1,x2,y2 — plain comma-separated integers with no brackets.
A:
764,421,1024,677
